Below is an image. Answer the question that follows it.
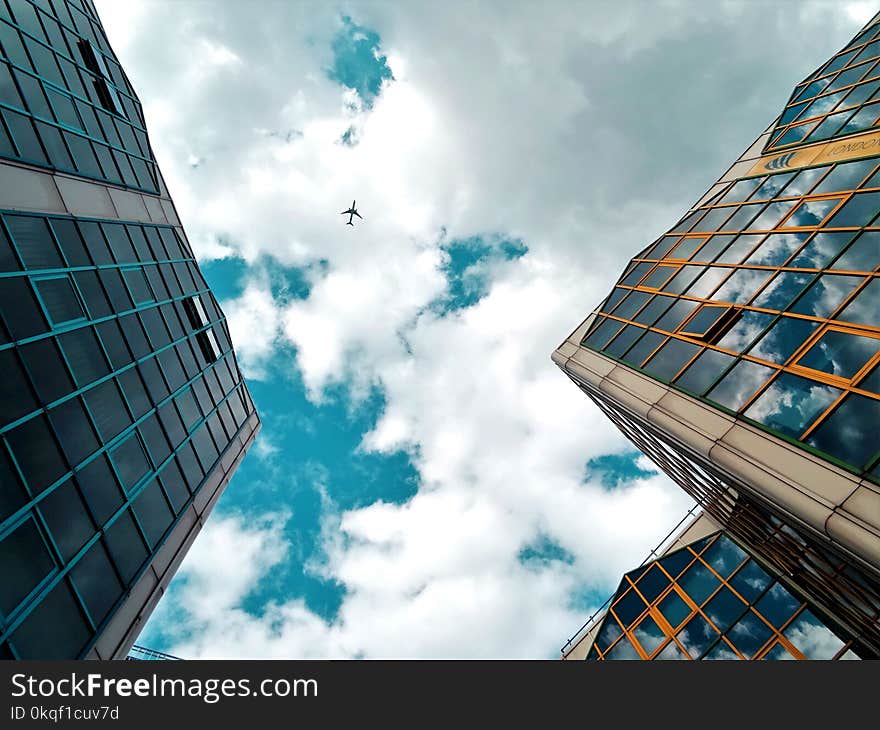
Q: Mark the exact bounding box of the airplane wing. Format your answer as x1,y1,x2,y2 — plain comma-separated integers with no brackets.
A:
354,211,363,220
340,210,350,215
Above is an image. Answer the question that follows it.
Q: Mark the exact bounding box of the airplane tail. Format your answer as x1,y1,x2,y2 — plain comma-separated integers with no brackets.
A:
346,221,353,226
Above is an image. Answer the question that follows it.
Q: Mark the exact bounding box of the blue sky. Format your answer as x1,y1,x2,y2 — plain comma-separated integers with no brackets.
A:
94,1,870,658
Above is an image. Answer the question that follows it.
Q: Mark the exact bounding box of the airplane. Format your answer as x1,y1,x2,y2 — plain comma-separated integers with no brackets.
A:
340,200,363,226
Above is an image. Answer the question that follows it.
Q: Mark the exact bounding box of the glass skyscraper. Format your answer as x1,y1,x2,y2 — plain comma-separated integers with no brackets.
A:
0,0,259,659
555,13,880,658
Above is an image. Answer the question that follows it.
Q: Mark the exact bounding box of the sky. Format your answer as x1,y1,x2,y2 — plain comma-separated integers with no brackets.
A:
93,0,872,658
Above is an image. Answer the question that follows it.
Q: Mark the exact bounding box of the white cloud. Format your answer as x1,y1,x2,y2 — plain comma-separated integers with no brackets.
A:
97,0,868,657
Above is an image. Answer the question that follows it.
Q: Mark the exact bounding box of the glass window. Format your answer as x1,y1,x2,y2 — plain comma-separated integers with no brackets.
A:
730,559,772,602
762,642,796,660
752,172,795,200
797,329,879,379
634,565,670,604
612,588,646,628
676,613,718,659
680,305,729,337
640,265,678,290
744,373,841,439
102,223,135,263
103,509,147,585
0,348,37,427
703,639,742,660
704,586,747,633
661,264,705,296
743,233,806,267
48,396,98,467
98,268,133,312
832,231,880,272
825,191,880,227
813,158,878,194
716,311,775,353
807,393,880,468
718,177,764,204
783,608,845,659
674,348,735,395
655,640,687,660
859,364,880,395
633,296,674,327
110,432,150,492
594,613,623,651
582,317,622,350
95,319,132,371
687,267,729,299
711,268,769,304
75,455,123,528
719,204,763,232
622,331,666,368
658,589,691,630
49,219,90,267
643,338,700,381
84,379,130,442
122,267,153,305
620,261,653,286
668,237,706,260
751,271,815,311
603,634,641,660
159,460,189,514
0,517,55,616
706,359,776,411
783,197,843,228
748,316,820,365
10,580,90,660
783,167,827,197
655,300,699,332
837,278,878,327
59,327,109,387
725,611,774,658
790,274,862,317
33,275,85,326
678,561,721,605
138,413,171,469
604,325,645,358
788,231,855,268
749,201,798,231
4,215,63,270
632,614,666,656
72,270,111,319
38,478,94,564
700,535,747,578
0,276,47,340
132,480,173,549
70,540,122,626
755,582,802,629
6,414,67,495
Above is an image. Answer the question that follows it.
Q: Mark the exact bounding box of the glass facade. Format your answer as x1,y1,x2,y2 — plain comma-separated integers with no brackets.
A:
581,19,880,481
588,531,859,660
0,0,158,192
559,14,880,659
0,1,259,659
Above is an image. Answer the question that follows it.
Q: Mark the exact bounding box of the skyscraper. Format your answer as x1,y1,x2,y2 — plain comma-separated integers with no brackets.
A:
0,0,260,659
554,13,880,658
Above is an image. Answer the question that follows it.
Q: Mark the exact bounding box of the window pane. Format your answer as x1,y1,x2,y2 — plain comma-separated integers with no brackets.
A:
788,232,854,268
755,583,801,629
612,588,647,628
34,276,85,326
704,586,747,633
632,614,666,655
790,274,863,317
825,191,880,227
644,338,700,381
832,231,879,272
716,311,775,353
110,433,150,492
75,455,123,527
676,614,718,659
0,276,47,340
10,580,90,659
797,330,880,378
48,397,98,467
700,535,747,578
725,611,774,658
658,590,692,630
674,348,735,395
807,393,880,468
38,479,93,562
104,509,147,584
744,373,841,438
751,271,815,311
837,278,878,327
783,609,845,659
706,359,776,411
70,540,123,626
84,379,130,442
748,316,820,364
4,215,63,269
132,480,173,549
678,561,721,605
0,517,55,616
6,414,67,494
0,348,38,427
59,327,109,387
730,560,773,602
